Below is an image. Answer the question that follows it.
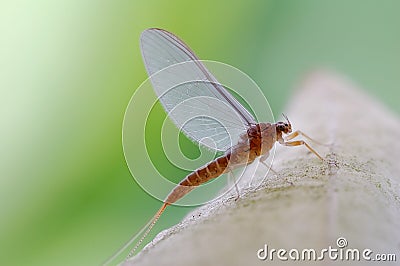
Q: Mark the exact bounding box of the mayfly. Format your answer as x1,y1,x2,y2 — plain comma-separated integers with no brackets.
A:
106,28,324,264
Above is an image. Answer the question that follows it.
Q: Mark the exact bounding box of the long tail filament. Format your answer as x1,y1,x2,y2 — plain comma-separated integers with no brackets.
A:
103,202,168,265
126,202,168,259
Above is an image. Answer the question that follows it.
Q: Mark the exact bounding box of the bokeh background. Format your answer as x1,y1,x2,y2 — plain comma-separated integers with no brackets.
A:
1,0,399,265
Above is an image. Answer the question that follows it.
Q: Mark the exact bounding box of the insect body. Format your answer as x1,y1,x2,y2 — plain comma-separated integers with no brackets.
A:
167,122,284,204
106,28,323,264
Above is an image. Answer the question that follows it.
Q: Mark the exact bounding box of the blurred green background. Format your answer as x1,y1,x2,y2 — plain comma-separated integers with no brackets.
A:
1,0,399,265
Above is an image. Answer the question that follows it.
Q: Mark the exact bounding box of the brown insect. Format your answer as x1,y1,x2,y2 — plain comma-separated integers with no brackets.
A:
105,28,324,264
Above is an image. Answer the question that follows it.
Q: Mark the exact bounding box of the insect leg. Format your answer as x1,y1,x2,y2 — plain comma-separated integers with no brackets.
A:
258,154,295,186
259,153,277,175
281,140,324,161
228,171,240,201
285,130,329,146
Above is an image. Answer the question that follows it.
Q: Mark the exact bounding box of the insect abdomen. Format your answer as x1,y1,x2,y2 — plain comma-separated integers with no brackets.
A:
165,155,230,204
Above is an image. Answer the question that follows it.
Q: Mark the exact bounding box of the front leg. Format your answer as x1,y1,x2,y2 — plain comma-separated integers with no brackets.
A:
285,130,328,146
281,139,324,161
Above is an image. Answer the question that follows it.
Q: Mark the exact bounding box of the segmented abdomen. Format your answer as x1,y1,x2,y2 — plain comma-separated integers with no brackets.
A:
164,155,230,204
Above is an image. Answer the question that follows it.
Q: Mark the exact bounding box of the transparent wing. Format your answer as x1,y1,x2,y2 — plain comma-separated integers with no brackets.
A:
140,28,256,151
